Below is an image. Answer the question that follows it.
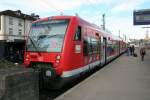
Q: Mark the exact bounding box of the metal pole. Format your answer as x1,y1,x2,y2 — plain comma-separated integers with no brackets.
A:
119,30,120,38
102,14,105,30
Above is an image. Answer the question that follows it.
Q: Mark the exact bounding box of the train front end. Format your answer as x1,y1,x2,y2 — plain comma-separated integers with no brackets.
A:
24,17,70,84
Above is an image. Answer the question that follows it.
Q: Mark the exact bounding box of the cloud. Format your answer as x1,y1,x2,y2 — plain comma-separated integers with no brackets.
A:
81,15,146,41
106,16,148,40
0,0,104,15
111,0,150,13
82,11,149,40
1,0,149,14
20,0,103,13
0,0,149,40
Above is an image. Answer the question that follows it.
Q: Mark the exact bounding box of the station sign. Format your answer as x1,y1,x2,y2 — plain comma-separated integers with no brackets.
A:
133,9,150,25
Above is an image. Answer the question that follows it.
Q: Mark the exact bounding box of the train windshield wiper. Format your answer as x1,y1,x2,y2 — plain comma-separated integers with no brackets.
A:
28,36,39,51
38,34,64,40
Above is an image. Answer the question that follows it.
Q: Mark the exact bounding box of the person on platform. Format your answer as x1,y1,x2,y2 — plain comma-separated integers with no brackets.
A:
129,46,132,55
126,46,130,56
132,45,135,55
140,47,146,61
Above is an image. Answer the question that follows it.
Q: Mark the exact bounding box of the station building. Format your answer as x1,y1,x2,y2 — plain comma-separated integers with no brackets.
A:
0,10,39,62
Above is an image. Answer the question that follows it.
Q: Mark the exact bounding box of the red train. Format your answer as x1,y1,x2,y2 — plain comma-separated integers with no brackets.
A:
24,16,126,88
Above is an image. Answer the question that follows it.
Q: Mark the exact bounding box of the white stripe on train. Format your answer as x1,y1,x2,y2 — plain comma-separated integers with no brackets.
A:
61,61,100,78
61,54,120,78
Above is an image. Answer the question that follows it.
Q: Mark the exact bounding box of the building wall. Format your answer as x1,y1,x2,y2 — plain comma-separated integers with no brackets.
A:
0,15,32,41
0,41,5,59
24,20,32,39
0,15,1,33
0,14,33,60
0,15,5,40
0,15,1,39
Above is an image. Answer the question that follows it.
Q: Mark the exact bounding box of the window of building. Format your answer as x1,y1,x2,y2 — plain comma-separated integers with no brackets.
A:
18,29,22,35
74,26,81,41
9,28,13,35
18,19,22,27
9,17,13,25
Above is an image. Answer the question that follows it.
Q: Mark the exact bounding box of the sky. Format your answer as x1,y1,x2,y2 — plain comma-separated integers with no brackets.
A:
0,0,150,41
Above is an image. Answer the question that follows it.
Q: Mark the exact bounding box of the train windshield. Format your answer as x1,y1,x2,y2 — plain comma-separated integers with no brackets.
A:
26,19,69,52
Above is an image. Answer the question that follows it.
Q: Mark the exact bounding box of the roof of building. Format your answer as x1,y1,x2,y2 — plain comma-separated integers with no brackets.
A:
0,10,39,21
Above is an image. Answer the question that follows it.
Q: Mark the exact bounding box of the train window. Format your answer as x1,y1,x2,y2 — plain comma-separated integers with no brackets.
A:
107,40,117,56
83,39,88,56
88,37,92,54
74,26,81,41
91,38,99,54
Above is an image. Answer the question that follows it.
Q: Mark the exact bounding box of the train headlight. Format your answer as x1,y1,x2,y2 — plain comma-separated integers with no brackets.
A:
25,55,29,61
25,58,29,61
56,60,60,63
56,55,61,63
46,70,52,77
56,55,61,60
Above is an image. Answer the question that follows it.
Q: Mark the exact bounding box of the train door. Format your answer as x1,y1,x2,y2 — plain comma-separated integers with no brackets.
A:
116,41,119,55
118,41,120,55
98,36,101,63
101,37,107,65
95,33,101,66
118,41,121,54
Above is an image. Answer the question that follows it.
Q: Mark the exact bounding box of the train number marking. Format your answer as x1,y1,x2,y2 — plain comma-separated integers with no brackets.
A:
75,45,81,53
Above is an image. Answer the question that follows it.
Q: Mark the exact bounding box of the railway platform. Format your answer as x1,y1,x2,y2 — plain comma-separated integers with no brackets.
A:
55,48,150,100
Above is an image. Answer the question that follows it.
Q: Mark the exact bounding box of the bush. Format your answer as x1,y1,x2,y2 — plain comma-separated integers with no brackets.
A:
0,59,23,69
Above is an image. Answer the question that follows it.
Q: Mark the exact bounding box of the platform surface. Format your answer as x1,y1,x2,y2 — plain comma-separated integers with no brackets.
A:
56,49,150,100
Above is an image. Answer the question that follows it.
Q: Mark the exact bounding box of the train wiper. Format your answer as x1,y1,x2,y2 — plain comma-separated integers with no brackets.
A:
28,36,38,51
47,34,60,38
38,34,63,40
28,36,41,55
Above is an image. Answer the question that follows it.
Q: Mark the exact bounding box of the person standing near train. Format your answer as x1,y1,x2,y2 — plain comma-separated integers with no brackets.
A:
132,45,135,55
140,47,146,61
129,46,133,55
126,46,130,56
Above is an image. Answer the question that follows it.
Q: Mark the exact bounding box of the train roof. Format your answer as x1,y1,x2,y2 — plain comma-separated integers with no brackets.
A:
75,16,122,41
34,15,124,41
34,15,102,30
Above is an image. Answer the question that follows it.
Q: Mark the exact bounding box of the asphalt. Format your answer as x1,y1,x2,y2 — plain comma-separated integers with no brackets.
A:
55,48,150,100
